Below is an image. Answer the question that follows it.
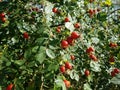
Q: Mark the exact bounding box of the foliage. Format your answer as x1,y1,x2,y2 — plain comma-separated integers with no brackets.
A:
0,0,120,90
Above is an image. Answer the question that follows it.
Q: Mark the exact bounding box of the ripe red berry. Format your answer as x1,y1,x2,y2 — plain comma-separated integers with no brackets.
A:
109,56,115,63
88,9,94,17
0,12,5,18
85,69,90,77
23,32,29,39
64,17,70,22
35,7,39,12
1,17,7,22
32,7,36,11
6,84,14,90
86,46,94,53
111,71,116,77
89,0,94,3
63,80,71,88
65,61,72,70
89,54,98,61
109,42,118,48
114,68,120,74
66,36,74,45
52,8,58,13
93,9,96,14
71,31,80,39
61,40,69,49
97,8,100,12
70,55,75,60
74,23,80,28
56,26,61,33
60,65,66,73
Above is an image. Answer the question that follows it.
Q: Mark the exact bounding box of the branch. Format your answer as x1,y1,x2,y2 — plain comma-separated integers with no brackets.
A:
50,23,64,28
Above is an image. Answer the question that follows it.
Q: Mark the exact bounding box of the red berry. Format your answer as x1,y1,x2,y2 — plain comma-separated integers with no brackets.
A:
63,80,71,88
64,17,70,22
60,65,66,73
6,84,14,90
23,32,29,39
0,12,5,18
52,8,58,13
109,56,115,63
111,71,116,77
56,28,61,33
56,26,61,33
1,17,7,22
70,55,75,60
66,36,74,45
86,46,95,53
85,69,90,77
74,23,80,28
35,7,39,12
93,9,96,14
61,40,69,49
97,8,100,12
89,9,94,14
71,31,80,39
114,68,120,74
65,61,72,70
88,9,94,17
109,42,118,48
89,54,98,61
89,0,94,3
32,7,36,11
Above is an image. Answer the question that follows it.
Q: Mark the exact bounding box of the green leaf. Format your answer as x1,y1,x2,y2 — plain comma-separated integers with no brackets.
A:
70,70,79,81
111,74,120,84
65,22,75,32
14,60,25,66
90,61,101,72
35,53,46,64
6,61,11,66
46,49,55,59
48,64,59,71
83,83,92,90
91,37,100,44
24,49,32,59
55,79,66,90
32,46,39,53
0,86,2,90
97,12,107,21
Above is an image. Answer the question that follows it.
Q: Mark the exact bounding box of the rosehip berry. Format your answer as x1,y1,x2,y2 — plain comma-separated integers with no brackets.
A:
0,12,5,18
56,26,61,33
97,8,100,12
109,42,118,48
74,23,80,28
85,69,90,77
6,83,14,90
114,68,120,74
65,61,72,70
66,36,74,45
89,54,98,61
61,40,69,49
86,46,95,53
64,17,70,22
70,55,75,60
89,0,94,3
60,65,66,73
52,8,58,13
71,31,80,39
1,17,7,22
63,80,71,88
109,56,115,63
23,32,29,39
111,71,116,77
